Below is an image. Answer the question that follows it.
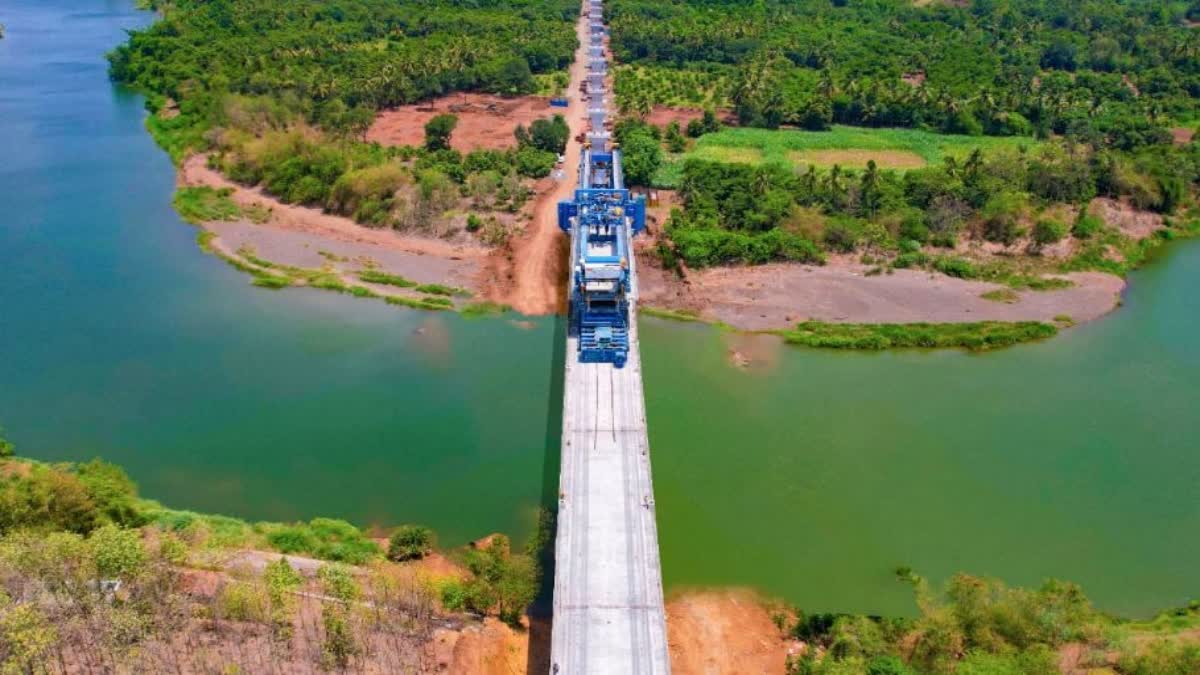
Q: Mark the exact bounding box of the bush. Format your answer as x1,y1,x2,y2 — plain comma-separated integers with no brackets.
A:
387,525,434,562
217,583,270,622
74,460,143,528
1072,214,1104,239
1032,219,1068,247
265,518,380,564
172,186,242,224
1118,640,1200,675
981,192,1027,245
424,114,458,151
89,525,145,580
932,256,979,279
824,218,864,253
669,226,824,267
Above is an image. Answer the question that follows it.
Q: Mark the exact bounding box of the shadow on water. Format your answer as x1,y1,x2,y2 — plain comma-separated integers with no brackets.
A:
526,313,566,675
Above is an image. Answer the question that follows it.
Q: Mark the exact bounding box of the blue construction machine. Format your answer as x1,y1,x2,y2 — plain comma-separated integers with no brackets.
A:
557,146,645,367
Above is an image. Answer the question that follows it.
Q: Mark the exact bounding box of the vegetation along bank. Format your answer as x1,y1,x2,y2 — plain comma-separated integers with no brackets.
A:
599,0,1200,338
109,0,581,310
0,425,1197,673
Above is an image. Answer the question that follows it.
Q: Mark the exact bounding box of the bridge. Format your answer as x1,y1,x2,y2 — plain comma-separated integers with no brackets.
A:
549,1,672,673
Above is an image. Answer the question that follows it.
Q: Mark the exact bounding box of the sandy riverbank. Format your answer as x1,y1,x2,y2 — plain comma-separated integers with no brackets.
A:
178,149,1128,330
178,155,486,301
637,252,1126,331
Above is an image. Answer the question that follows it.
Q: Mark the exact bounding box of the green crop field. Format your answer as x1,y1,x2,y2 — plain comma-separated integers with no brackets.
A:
654,126,1039,187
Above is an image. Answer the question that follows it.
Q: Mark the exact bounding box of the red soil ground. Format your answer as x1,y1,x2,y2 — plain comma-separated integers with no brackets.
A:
367,93,566,152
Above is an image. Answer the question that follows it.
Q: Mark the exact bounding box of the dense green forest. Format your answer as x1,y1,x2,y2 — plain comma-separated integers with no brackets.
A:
111,0,577,117
660,135,1200,269
604,1,1200,271
609,0,1200,141
108,0,577,234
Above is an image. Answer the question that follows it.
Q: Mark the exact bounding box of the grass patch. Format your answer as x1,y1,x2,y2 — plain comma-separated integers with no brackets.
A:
1053,314,1075,326
1061,227,1164,276
385,295,452,311
414,283,471,298
144,505,259,550
788,148,927,170
196,229,216,253
656,125,1037,188
173,186,242,224
358,270,417,287
250,275,291,289
260,517,381,565
778,320,1057,351
640,306,704,323
981,288,1020,303
461,301,511,318
690,146,765,165
929,255,1073,290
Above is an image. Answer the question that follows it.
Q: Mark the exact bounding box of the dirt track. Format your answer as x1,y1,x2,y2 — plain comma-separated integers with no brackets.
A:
483,9,591,315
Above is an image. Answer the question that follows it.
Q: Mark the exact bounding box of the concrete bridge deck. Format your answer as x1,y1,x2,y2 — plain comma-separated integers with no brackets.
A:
551,307,671,675
549,0,670,670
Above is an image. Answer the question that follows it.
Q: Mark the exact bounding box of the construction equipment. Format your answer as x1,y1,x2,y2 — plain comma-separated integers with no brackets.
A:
558,147,646,368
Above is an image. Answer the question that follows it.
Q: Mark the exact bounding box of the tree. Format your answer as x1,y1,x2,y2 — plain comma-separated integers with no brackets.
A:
665,121,686,153
525,115,569,154
618,130,662,186
0,426,12,458
387,525,434,562
424,114,458,151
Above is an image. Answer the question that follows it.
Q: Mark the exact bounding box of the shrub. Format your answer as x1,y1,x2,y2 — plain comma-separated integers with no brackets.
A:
89,525,145,580
387,525,434,562
824,218,864,253
1072,214,1104,239
1118,640,1200,675
424,114,457,151
265,518,379,564
981,192,1027,245
1032,219,1068,247
217,583,270,622
172,186,242,224
932,256,979,279
74,460,143,528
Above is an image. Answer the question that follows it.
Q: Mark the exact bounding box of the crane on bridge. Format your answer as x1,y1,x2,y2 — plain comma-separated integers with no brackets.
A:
557,137,645,367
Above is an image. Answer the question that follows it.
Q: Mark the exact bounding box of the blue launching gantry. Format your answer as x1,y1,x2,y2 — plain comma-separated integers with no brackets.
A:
557,147,646,368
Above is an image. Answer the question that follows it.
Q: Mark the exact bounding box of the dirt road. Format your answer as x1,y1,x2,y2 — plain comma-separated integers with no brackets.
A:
494,7,590,315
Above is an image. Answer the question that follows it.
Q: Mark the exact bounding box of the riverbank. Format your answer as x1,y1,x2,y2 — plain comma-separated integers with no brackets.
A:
638,251,1126,331
2,450,1195,674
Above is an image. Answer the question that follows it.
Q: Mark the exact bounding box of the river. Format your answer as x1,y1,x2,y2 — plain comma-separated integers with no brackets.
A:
1,0,1197,618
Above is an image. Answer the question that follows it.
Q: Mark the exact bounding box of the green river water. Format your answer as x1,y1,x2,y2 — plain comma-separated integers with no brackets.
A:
1,0,1197,618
